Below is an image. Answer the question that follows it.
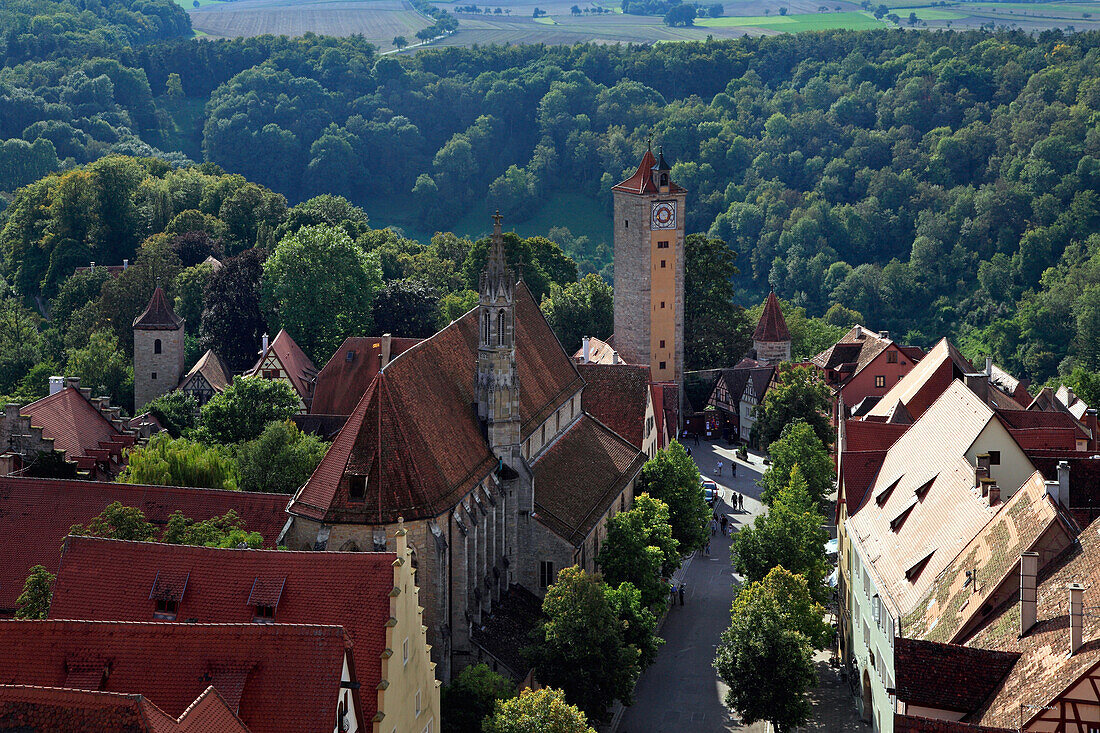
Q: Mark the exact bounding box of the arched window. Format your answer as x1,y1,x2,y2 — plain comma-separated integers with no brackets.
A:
497,310,506,346
660,173,669,187
483,312,490,344
154,339,162,354
339,539,361,552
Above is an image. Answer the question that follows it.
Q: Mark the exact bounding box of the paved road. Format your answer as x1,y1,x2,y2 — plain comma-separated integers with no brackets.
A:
617,439,767,733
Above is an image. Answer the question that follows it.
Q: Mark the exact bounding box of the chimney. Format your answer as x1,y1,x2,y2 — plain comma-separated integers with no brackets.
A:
381,333,393,368
985,356,993,377
582,336,591,364
977,453,992,484
261,333,269,353
988,481,1000,506
48,376,64,396
1070,583,1085,655
612,351,620,365
879,330,889,340
1020,552,1039,636
975,463,989,489
1057,460,1070,506
965,373,990,404
979,477,995,498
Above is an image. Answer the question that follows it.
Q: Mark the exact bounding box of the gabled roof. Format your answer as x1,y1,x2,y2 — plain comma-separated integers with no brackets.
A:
20,387,123,461
1056,384,1090,420
838,450,888,520
289,282,583,525
532,414,645,547
311,336,422,416
865,339,971,421
179,350,231,394
132,288,183,331
964,511,1100,729
571,336,622,366
611,149,686,195
578,363,652,450
989,364,1031,405
847,382,1018,617
995,407,1087,448
0,684,250,732
812,326,912,389
0,476,290,613
753,292,790,343
747,364,775,399
843,419,910,453
0,620,350,733
903,472,1071,644
895,637,1019,714
50,537,395,723
245,330,317,402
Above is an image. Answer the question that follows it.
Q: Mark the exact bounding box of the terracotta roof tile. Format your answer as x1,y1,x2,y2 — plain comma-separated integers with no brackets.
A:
894,714,1013,733
50,538,393,723
133,288,183,331
533,414,645,546
21,387,122,461
839,450,887,519
895,637,1019,713
611,150,686,195
311,336,421,416
812,326,903,388
0,620,350,733
289,282,582,524
0,476,289,613
843,419,910,453
578,363,651,450
179,350,231,394
753,292,790,343
245,330,317,403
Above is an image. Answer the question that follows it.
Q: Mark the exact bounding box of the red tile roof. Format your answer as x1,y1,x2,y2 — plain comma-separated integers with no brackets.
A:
838,450,887,519
311,336,422,416
51,537,394,723
0,684,250,732
996,408,1088,442
0,620,350,733
611,149,686,195
133,288,183,331
866,339,971,421
20,387,124,464
753,292,790,343
894,714,1013,733
578,363,651,450
0,476,290,613
843,419,910,453
532,414,645,546
179,350,231,394
895,637,1019,714
812,326,900,388
246,330,317,402
289,282,582,524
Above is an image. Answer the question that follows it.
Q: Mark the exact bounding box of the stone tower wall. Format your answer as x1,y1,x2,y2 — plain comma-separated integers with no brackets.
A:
134,326,185,411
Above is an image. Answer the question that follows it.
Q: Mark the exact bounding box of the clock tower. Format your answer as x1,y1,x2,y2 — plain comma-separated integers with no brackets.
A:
611,146,687,386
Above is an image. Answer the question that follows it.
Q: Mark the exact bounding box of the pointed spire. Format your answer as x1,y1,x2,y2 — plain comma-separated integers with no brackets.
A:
657,146,671,171
133,286,183,330
754,291,790,343
487,211,508,276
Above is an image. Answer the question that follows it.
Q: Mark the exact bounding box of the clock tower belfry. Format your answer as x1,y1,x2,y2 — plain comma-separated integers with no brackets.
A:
611,145,687,386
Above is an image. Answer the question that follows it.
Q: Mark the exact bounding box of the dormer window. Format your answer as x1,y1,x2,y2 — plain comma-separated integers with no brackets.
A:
248,576,285,623
149,569,188,621
154,598,178,620
349,474,367,501
253,604,276,623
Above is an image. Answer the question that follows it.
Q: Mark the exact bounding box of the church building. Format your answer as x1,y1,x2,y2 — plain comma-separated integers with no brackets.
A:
282,215,644,681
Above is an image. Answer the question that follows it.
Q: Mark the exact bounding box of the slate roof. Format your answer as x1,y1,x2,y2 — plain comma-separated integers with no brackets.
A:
532,414,645,547
132,288,183,331
895,637,1019,714
178,350,231,394
865,339,972,421
289,281,583,525
20,387,123,462
0,476,290,613
903,472,1071,644
311,336,422,416
578,363,651,450
0,620,350,733
611,149,686,195
50,537,394,723
964,511,1100,729
470,584,545,679
0,684,250,733
245,330,317,403
753,292,790,343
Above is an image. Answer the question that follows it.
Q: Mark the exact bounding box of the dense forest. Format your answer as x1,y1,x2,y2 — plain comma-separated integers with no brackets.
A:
4,0,1100,386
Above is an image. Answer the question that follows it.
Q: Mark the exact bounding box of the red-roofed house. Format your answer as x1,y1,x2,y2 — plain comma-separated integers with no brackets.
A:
0,620,358,733
283,219,643,681
311,335,422,416
51,529,439,732
0,684,250,732
812,326,924,424
244,330,318,413
0,475,290,615
177,349,232,408
577,362,659,457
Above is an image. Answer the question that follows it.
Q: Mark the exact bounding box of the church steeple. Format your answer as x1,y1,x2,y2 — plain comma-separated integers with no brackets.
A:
477,212,521,459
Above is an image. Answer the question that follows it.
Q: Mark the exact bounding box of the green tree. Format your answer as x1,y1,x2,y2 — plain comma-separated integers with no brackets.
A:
262,224,383,363
440,289,480,325
161,509,263,548
637,442,709,553
525,567,642,723
63,330,133,410
393,36,409,49
751,364,831,450
540,273,614,355
372,280,442,338
731,467,828,599
482,688,596,733
173,262,214,331
0,296,43,394
117,433,238,490
684,234,752,370
235,420,328,494
664,3,697,25
69,501,157,541
144,391,199,437
441,663,515,733
198,377,299,444
714,570,817,732
200,248,267,373
759,420,834,507
597,494,680,609
605,580,662,668
165,72,184,98
15,565,55,619
731,566,833,649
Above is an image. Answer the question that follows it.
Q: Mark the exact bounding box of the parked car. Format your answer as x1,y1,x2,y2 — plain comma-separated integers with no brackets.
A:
701,479,718,507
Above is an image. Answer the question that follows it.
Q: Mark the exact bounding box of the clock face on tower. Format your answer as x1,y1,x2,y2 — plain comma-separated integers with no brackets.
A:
651,201,676,230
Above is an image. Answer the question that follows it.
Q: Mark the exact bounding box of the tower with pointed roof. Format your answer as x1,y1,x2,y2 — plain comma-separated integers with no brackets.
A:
133,286,184,411
611,145,687,387
477,212,521,459
754,291,791,365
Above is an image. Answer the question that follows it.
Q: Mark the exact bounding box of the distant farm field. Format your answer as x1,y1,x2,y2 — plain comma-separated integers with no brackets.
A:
697,10,884,28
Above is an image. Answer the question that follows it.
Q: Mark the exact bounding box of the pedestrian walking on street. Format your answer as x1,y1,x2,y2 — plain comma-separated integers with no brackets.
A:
720,515,728,535
739,494,744,511
686,446,692,457
678,583,685,606
710,519,718,536
716,460,723,476
732,492,740,512
705,539,711,555
731,462,737,477
694,433,699,446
